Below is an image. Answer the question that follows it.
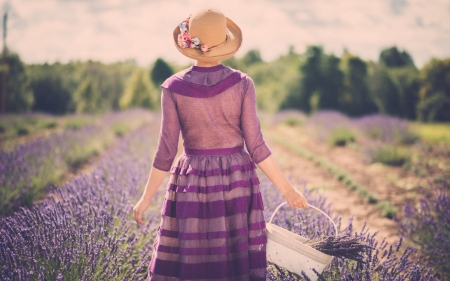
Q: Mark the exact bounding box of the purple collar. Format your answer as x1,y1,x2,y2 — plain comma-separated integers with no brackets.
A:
161,66,247,98
190,64,226,73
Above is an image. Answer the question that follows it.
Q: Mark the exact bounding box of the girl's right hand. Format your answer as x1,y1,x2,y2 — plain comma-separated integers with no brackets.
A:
282,187,309,209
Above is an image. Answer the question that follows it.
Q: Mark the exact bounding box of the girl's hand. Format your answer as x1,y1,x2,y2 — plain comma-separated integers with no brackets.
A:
282,186,309,209
133,197,151,226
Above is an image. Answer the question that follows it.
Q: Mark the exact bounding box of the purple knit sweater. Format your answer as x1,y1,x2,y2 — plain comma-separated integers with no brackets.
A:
151,64,272,172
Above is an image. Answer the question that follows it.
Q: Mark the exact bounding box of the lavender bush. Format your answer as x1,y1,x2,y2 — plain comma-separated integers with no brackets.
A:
352,113,419,145
262,177,437,280
305,110,357,146
0,109,154,216
397,181,450,279
0,123,164,280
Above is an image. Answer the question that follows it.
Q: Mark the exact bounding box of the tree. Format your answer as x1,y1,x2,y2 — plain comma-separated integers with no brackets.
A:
282,45,323,113
379,46,415,68
340,53,377,116
150,58,174,86
388,66,420,120
28,63,74,114
0,51,33,113
120,69,156,110
369,65,401,116
241,49,263,66
318,54,344,111
74,78,101,113
417,57,450,121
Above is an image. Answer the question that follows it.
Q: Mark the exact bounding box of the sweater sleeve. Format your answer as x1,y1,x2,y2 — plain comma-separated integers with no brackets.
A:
152,88,181,172
240,76,272,164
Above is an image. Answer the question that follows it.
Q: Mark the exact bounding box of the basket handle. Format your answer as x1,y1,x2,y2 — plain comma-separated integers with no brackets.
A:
268,201,338,238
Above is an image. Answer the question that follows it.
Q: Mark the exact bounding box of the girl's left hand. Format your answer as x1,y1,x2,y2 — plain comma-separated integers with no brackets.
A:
133,197,151,226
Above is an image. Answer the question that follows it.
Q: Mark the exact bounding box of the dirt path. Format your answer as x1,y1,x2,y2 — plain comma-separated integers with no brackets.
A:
262,125,401,246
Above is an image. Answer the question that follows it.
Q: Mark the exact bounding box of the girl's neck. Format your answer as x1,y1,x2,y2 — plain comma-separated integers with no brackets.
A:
195,60,221,67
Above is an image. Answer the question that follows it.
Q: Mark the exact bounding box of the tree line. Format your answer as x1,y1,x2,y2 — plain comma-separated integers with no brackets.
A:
0,46,449,122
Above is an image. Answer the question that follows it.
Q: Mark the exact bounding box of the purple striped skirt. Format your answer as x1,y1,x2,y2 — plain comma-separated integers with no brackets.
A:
148,145,267,281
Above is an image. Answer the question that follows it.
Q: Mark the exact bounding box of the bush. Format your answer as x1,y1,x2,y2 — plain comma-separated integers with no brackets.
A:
328,128,356,146
284,117,303,127
367,144,411,166
376,201,397,219
16,126,30,136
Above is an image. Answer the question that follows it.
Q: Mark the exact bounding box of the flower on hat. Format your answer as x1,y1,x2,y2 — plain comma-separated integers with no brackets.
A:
182,33,191,41
177,15,212,55
192,37,200,46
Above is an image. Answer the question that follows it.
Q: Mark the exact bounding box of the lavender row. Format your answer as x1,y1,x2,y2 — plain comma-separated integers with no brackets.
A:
303,110,419,145
261,176,437,280
0,121,165,281
0,108,154,216
397,181,450,280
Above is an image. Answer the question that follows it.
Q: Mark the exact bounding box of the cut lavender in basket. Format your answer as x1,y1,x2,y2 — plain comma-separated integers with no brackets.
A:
304,235,374,263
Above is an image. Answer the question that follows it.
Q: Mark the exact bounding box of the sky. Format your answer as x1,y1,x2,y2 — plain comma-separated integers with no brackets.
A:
2,0,450,68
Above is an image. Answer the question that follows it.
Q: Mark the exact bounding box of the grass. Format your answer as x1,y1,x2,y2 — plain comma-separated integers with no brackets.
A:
413,122,450,144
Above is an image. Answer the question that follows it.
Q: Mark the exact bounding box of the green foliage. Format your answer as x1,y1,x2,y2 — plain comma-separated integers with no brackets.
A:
74,79,102,113
0,50,34,113
328,128,356,146
120,69,157,110
284,117,303,127
417,92,450,122
340,52,377,116
370,144,411,166
376,201,397,219
241,49,263,66
379,46,415,68
16,126,30,136
387,66,420,120
150,58,174,86
27,63,74,114
417,57,450,122
63,140,102,170
318,54,344,111
369,65,401,115
26,60,136,114
284,45,323,113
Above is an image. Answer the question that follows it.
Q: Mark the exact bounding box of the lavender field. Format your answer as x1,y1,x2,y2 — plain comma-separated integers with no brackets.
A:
1,109,449,280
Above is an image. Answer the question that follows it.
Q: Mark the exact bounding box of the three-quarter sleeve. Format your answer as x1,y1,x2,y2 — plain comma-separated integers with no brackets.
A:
152,87,181,172
240,76,272,164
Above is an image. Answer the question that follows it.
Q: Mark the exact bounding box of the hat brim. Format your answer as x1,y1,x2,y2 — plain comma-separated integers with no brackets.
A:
173,17,242,62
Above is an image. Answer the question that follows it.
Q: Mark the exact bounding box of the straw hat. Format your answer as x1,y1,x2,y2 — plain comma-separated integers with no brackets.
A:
172,8,242,62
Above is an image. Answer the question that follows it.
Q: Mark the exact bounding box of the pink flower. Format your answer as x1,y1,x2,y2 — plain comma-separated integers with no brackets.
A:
201,44,208,52
182,33,191,41
186,40,191,47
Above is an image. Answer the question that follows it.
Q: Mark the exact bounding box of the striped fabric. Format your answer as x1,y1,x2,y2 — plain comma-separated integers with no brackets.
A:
148,149,267,280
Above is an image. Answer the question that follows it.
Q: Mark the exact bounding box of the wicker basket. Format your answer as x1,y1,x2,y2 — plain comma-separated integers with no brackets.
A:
266,202,338,280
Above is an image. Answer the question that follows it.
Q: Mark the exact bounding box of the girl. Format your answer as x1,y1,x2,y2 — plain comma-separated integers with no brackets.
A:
133,7,309,281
